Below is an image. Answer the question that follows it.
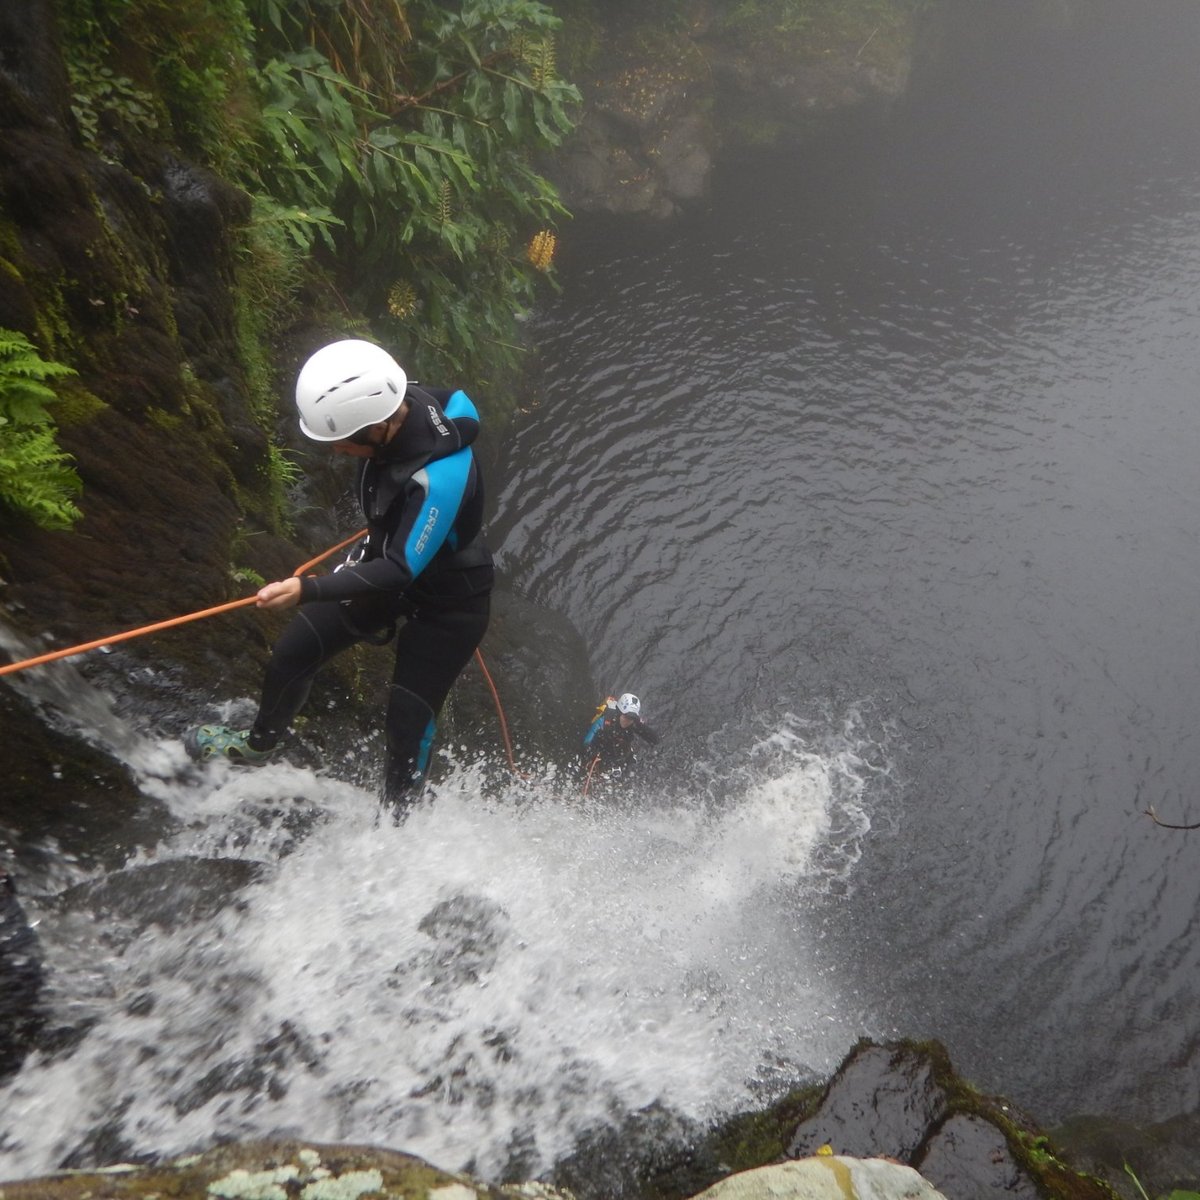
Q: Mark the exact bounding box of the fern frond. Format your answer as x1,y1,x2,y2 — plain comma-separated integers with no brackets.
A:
0,328,83,529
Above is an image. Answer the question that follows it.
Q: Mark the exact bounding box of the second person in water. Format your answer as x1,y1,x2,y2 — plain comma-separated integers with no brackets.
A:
580,692,660,784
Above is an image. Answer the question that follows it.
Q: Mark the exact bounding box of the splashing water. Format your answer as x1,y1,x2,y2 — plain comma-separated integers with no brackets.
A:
1,636,887,1180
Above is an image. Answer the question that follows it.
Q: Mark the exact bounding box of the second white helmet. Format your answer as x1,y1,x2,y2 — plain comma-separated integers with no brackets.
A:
296,339,408,442
616,693,641,717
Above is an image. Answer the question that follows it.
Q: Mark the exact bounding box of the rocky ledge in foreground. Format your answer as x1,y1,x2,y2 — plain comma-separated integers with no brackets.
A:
0,1040,1145,1200
0,1141,955,1200
589,1038,1124,1200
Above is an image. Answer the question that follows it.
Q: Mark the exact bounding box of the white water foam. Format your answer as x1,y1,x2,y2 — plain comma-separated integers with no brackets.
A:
1,655,887,1180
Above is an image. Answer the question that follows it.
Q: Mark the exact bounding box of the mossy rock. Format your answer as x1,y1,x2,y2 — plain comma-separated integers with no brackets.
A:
0,1138,575,1200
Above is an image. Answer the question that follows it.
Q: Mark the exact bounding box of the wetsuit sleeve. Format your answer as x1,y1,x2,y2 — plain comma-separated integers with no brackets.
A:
634,721,660,745
298,449,475,603
443,389,480,438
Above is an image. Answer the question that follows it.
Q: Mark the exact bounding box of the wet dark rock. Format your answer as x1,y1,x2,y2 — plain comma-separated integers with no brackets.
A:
0,867,45,1082
787,1041,949,1161
159,155,250,267
0,682,158,874
568,1040,1116,1200
551,1101,709,1200
547,1041,1118,1200
0,0,72,132
55,857,271,935
416,893,511,986
783,1040,1116,1200
175,1021,324,1117
919,1112,1040,1199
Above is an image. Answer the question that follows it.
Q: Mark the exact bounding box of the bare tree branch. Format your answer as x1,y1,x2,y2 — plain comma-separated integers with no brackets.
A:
1144,805,1200,830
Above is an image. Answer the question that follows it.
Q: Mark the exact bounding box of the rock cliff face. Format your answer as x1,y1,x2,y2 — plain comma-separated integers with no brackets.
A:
0,0,297,669
0,0,329,886
546,2,917,220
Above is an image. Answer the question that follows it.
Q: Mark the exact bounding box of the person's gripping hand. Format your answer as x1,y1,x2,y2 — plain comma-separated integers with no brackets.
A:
256,576,302,611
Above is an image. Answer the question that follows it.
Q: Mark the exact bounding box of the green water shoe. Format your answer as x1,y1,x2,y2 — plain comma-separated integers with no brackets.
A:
184,724,274,765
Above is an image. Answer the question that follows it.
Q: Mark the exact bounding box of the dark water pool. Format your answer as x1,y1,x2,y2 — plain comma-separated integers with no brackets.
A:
491,7,1200,1124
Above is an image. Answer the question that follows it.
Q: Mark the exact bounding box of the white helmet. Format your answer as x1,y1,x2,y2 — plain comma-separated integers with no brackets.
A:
296,339,408,442
616,693,641,717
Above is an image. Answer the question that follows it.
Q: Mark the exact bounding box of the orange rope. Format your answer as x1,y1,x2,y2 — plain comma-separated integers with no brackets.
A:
473,646,527,777
581,753,601,797
3,531,537,789
0,528,368,678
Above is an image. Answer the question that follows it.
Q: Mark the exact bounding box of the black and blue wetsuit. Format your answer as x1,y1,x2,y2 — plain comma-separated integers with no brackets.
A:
249,385,493,809
581,701,660,780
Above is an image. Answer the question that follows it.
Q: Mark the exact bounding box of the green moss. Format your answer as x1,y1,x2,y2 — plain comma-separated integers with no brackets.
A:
50,377,108,426
704,1083,826,1172
0,212,74,356
0,252,22,287
145,404,183,431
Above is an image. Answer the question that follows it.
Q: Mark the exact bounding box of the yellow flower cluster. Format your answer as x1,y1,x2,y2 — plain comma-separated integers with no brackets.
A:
387,281,418,318
526,229,557,272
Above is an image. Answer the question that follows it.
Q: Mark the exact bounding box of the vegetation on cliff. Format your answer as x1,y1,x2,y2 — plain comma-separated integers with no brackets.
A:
2,0,578,539
60,0,578,380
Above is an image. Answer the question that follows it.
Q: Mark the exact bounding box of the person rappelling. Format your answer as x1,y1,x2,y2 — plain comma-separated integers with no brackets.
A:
579,692,660,791
184,338,494,815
